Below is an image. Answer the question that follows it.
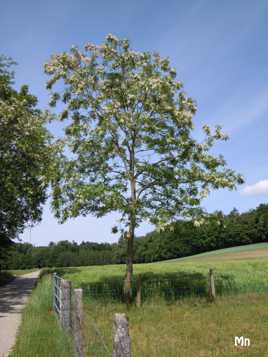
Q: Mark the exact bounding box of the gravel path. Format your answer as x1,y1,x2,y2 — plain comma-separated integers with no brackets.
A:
0,271,40,357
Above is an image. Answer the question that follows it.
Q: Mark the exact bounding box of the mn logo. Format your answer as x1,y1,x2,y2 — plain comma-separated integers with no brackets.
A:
234,336,250,347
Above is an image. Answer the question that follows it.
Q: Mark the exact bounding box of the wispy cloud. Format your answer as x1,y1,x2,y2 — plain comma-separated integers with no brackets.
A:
241,180,268,196
208,87,268,134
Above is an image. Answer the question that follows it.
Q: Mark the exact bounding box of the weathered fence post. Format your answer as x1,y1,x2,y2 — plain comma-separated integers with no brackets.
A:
113,313,131,357
72,288,84,357
60,279,72,331
208,269,216,302
136,275,141,307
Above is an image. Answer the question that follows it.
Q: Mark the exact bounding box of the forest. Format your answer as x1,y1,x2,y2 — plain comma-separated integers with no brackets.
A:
3,203,268,269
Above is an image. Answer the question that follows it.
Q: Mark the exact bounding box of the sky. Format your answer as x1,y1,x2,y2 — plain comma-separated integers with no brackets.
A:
1,0,268,246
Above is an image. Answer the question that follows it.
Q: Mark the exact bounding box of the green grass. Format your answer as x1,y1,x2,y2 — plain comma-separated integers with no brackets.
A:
61,259,268,297
83,293,268,356
57,243,268,356
10,276,73,357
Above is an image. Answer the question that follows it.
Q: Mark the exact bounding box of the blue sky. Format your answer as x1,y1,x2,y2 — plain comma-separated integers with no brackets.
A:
1,0,268,245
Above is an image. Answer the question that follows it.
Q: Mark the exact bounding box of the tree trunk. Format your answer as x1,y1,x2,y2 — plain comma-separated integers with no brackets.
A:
124,133,136,306
124,224,134,306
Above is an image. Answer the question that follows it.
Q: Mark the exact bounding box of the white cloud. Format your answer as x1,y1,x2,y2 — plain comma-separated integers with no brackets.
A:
241,180,268,196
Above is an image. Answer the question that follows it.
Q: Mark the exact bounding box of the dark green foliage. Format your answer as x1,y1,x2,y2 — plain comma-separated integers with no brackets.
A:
4,203,268,270
0,55,51,264
3,241,116,269
0,270,14,286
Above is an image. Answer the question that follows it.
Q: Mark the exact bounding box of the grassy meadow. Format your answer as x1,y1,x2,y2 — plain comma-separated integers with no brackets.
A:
59,243,268,356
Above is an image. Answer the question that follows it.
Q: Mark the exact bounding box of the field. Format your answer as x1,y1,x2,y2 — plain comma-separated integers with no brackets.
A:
12,243,268,356
167,242,268,262
60,243,268,356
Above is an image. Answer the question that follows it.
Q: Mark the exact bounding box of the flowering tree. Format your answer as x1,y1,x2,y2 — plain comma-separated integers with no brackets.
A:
45,34,243,302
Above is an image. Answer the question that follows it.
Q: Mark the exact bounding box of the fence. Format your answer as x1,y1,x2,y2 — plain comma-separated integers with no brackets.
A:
52,273,132,357
80,269,232,303
52,273,84,356
52,269,218,356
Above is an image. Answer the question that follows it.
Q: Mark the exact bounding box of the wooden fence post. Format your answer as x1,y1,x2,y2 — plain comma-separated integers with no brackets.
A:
60,279,72,331
208,269,216,302
136,275,141,307
52,273,57,311
72,288,84,357
113,313,131,357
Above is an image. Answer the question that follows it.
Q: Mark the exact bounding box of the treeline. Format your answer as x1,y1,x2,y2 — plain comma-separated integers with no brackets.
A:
3,241,117,270
3,203,268,269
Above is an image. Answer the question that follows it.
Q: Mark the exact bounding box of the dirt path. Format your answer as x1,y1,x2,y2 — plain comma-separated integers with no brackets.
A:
0,271,40,357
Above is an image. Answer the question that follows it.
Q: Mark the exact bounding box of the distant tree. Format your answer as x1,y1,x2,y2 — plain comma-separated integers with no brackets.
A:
0,55,51,264
45,34,243,302
254,204,268,241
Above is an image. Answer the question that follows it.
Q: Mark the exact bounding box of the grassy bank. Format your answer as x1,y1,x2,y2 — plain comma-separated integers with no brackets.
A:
10,276,73,357
167,242,268,262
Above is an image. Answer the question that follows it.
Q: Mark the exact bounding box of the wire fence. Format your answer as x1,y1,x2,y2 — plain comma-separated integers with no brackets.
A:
81,271,235,303
52,273,62,317
51,273,131,357
52,273,83,356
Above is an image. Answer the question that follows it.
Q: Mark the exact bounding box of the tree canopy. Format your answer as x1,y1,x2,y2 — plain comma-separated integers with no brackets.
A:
0,55,51,261
44,34,243,301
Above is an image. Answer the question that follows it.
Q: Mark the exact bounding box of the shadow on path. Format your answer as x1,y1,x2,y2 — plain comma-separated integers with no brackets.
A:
0,275,38,316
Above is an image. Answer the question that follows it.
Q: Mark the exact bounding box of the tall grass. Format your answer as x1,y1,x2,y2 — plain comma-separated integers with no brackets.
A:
82,293,268,356
10,276,73,357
